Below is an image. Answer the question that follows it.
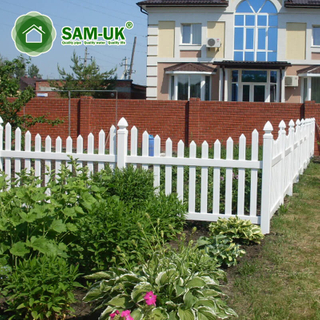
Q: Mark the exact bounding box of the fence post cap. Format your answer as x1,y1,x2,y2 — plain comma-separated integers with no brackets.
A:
117,117,128,129
301,119,305,125
296,119,301,126
263,121,273,133
289,119,295,127
279,120,286,129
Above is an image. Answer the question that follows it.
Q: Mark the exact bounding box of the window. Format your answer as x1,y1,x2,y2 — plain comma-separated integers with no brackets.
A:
182,24,201,45
313,26,320,46
170,74,210,100
234,0,278,62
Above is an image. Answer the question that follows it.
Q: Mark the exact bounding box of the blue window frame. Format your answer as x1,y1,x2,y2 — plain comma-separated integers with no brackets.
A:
234,0,278,62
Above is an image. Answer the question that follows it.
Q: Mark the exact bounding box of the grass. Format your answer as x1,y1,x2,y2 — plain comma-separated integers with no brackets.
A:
224,160,320,320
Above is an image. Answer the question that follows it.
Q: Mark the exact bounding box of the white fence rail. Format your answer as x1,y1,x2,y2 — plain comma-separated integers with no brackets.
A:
0,116,315,234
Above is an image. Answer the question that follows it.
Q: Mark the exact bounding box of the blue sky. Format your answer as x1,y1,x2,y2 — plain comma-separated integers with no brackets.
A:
0,0,148,85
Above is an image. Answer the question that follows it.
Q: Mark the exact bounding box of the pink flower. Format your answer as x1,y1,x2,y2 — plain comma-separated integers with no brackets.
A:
144,291,157,306
110,310,119,319
126,316,134,320
121,310,131,317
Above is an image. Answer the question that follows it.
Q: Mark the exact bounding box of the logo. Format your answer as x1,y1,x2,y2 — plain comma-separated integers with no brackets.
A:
11,11,56,57
61,21,134,46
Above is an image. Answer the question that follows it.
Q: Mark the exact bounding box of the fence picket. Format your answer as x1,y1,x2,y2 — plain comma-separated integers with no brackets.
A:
177,140,184,202
76,135,83,169
35,134,41,187
213,140,221,214
87,133,94,175
5,123,11,185
165,138,172,195
250,130,259,217
66,137,73,171
98,130,105,172
55,137,62,178
189,141,197,214
237,134,246,216
142,131,149,170
45,136,52,190
153,135,161,192
14,128,21,184
25,131,31,173
131,126,138,169
225,138,234,215
201,141,209,213
109,125,116,170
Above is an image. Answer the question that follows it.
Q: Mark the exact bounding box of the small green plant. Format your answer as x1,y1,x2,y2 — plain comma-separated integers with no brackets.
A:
197,235,246,267
209,217,264,245
2,255,81,320
84,216,237,320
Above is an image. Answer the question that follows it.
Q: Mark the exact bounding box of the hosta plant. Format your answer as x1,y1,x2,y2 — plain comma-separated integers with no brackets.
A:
209,217,264,245
84,220,237,320
197,235,246,268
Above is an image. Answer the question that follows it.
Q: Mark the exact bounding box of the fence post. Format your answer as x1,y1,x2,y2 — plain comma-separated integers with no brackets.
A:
0,117,3,171
278,120,286,204
260,121,273,234
117,117,128,169
288,120,295,196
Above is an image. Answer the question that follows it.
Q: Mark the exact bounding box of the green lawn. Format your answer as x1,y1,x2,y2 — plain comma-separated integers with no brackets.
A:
224,160,320,320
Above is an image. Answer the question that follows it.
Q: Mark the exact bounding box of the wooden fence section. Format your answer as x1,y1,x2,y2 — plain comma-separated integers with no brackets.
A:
0,117,316,234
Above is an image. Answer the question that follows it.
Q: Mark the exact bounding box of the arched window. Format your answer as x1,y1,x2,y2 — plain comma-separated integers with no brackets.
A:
234,0,278,62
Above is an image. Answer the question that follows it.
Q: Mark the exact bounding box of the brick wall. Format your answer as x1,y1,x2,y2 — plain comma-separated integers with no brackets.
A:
305,101,320,156
13,97,319,155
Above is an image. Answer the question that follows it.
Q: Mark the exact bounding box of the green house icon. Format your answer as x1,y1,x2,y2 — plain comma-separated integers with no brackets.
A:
22,24,45,43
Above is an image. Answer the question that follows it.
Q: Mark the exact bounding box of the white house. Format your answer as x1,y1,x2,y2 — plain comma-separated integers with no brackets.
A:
22,24,45,43
137,0,320,103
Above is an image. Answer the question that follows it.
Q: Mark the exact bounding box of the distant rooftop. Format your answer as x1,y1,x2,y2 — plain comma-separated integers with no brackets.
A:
284,0,320,7
137,0,228,7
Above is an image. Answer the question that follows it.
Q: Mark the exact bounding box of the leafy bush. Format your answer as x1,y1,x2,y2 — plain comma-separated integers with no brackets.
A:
1,255,81,320
208,217,264,245
84,237,236,320
197,235,246,267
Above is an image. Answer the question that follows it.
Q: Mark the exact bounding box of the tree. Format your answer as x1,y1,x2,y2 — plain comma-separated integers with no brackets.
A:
0,57,61,132
50,51,116,98
28,64,42,78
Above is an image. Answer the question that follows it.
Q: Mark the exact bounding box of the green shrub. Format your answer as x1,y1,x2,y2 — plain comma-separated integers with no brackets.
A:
208,217,264,245
197,235,246,267
2,255,81,320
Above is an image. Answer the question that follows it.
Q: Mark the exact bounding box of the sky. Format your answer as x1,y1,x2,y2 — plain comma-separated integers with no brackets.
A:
0,0,148,85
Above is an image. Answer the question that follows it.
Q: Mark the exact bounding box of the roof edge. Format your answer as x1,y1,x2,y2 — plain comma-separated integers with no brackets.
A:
284,1,320,8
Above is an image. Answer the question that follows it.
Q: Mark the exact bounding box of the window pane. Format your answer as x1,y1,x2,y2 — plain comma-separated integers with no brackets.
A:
243,85,250,101
232,83,238,101
245,51,254,61
232,70,238,82
190,75,201,98
258,15,267,26
313,27,320,45
260,1,277,13
270,84,277,102
242,70,267,82
170,76,175,100
182,25,191,43
236,1,253,13
257,52,266,61
178,75,188,100
270,71,277,83
269,15,278,27
250,0,266,12
268,52,277,61
234,51,244,61
192,24,201,45
246,15,255,26
254,85,265,102
303,78,308,101
246,28,254,49
205,76,210,101
234,28,244,50
235,15,244,26
258,28,266,49
268,27,277,51
311,77,320,103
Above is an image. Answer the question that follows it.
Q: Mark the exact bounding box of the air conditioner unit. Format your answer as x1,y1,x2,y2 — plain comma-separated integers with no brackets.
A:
285,76,299,87
206,38,221,48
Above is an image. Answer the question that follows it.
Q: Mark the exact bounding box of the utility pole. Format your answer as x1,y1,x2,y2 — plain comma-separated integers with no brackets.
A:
129,37,137,80
80,47,92,67
120,57,130,79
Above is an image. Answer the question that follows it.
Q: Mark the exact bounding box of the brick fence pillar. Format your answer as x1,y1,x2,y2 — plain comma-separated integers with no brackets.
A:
304,100,320,156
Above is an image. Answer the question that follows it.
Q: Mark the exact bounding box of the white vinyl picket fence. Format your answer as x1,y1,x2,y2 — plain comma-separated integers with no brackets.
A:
0,116,316,234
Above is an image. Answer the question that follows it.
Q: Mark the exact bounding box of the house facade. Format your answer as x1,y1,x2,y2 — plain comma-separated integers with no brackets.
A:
137,0,320,103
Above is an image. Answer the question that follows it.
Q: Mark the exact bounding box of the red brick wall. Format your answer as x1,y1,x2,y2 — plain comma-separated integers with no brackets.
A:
304,101,320,156
10,96,319,155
